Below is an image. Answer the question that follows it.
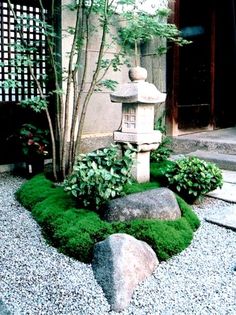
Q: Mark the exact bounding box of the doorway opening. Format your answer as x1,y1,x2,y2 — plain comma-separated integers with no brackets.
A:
167,0,236,135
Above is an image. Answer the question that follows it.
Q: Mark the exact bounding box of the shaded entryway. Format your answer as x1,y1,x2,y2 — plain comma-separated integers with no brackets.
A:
167,0,236,135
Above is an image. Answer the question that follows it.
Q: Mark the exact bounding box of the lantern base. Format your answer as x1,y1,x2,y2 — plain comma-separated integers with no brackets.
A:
132,151,150,183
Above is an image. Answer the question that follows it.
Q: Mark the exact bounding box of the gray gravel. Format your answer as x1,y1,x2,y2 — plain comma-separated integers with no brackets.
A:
0,173,236,315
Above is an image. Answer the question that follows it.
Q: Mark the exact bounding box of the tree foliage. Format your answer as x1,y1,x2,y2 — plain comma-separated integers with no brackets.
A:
5,0,188,181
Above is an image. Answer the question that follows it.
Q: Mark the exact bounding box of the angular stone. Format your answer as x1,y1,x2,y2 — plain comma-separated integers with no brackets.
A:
92,233,158,312
103,187,181,222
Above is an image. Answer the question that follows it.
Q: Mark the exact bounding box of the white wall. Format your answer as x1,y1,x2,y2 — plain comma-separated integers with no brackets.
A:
61,0,168,152
61,2,128,145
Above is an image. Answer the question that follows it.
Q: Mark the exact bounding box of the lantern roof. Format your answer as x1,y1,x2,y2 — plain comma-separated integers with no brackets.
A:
110,66,166,104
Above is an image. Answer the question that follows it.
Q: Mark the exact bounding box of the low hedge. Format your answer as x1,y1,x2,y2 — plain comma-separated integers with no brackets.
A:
16,173,200,263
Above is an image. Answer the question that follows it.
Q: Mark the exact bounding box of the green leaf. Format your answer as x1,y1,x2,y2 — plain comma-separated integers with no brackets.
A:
64,144,134,210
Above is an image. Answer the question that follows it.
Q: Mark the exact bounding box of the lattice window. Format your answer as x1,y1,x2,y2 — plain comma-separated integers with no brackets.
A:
0,1,47,102
123,105,136,129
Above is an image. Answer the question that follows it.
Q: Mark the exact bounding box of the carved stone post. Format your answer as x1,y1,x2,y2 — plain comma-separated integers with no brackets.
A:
110,66,166,183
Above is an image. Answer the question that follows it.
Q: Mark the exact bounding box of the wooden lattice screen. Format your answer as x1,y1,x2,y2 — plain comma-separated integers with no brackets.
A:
0,1,47,103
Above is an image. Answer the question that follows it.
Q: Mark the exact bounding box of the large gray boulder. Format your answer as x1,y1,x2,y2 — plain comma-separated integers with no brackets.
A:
92,233,158,312
103,187,181,222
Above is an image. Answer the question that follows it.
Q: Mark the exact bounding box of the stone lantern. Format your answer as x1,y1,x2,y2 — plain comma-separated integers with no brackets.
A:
110,66,166,183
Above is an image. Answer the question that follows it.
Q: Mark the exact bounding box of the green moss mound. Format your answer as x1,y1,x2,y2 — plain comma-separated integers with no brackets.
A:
15,174,56,210
16,173,200,263
124,181,161,194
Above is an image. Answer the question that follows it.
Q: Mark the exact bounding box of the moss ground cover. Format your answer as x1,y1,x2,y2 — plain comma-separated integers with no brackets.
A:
16,172,200,263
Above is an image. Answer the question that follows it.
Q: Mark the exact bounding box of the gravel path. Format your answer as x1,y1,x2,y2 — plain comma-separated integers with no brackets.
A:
0,173,235,315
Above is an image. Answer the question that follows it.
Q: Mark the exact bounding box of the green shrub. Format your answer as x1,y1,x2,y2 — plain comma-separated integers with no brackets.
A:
113,218,194,261
150,160,175,184
64,144,135,210
150,136,173,163
151,111,173,163
175,195,200,231
165,156,223,203
48,208,113,262
16,174,200,263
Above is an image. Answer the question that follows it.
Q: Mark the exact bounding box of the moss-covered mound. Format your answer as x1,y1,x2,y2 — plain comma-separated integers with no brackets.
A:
16,174,200,263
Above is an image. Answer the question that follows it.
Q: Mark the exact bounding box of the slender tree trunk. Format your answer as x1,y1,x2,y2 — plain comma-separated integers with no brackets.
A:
74,0,109,158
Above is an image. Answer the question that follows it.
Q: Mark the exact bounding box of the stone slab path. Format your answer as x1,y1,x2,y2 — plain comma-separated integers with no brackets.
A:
205,170,236,231
205,205,236,231
206,182,236,203
206,170,236,203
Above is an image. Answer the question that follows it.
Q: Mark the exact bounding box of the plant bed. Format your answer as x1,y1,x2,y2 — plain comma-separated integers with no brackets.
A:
16,173,200,263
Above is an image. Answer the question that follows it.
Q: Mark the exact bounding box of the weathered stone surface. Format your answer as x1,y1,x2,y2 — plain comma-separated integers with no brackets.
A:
206,182,236,203
92,233,158,312
113,130,162,144
205,205,236,231
0,300,11,315
110,66,166,104
103,187,181,222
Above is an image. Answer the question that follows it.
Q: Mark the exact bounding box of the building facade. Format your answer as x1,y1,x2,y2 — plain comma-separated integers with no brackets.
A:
1,0,235,168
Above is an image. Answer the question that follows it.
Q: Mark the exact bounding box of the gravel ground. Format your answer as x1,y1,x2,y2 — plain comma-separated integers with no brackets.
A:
0,173,235,315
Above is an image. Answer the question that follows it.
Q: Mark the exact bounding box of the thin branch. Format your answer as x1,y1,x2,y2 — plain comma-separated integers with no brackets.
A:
61,0,83,178
67,0,94,173
38,0,62,136
70,9,90,167
74,0,109,157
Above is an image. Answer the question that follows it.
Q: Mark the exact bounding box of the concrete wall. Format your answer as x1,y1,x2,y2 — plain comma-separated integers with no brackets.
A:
61,2,129,152
61,1,168,153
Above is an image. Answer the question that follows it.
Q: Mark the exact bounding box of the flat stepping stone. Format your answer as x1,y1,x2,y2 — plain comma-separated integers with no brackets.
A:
221,170,236,184
205,205,236,231
206,182,236,203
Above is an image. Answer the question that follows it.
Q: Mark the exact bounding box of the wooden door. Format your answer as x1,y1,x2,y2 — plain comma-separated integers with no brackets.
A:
167,0,215,133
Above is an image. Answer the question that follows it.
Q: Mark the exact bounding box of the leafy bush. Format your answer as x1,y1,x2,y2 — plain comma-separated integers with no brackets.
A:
165,156,223,203
151,110,173,163
150,160,175,185
16,173,200,263
64,144,135,210
150,136,173,163
18,123,50,158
